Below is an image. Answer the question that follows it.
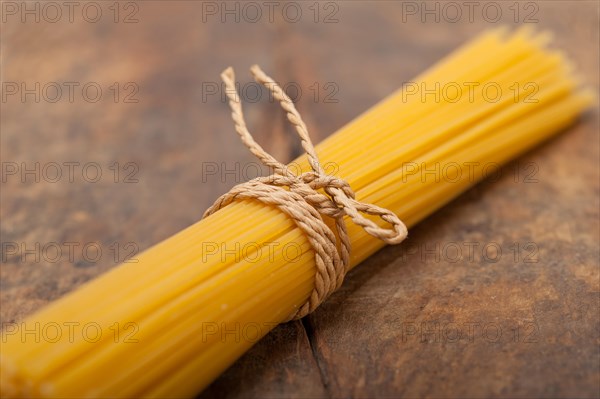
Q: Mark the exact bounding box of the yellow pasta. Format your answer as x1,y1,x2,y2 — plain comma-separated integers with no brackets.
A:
0,28,593,398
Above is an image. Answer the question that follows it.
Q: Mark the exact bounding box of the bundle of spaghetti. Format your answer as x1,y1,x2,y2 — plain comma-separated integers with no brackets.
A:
1,27,593,398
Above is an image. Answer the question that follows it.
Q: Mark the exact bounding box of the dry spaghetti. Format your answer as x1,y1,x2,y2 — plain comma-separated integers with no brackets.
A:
0,28,593,398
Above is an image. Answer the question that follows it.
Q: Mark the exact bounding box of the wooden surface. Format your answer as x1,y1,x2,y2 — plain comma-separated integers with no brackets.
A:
1,1,599,398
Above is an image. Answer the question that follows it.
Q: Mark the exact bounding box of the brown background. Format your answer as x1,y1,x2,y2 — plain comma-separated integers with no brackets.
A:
1,1,598,398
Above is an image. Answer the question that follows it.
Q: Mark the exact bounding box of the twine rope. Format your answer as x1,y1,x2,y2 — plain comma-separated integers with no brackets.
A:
203,65,408,319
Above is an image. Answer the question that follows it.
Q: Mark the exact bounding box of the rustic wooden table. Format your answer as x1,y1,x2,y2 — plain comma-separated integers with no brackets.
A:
1,1,598,398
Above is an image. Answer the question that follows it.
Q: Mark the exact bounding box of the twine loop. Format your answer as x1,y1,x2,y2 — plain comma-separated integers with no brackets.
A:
203,65,407,319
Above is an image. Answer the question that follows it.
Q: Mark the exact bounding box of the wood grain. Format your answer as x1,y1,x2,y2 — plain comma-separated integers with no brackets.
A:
1,1,598,398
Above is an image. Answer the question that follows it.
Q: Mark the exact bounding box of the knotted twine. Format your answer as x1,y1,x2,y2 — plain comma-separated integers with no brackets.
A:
203,65,408,320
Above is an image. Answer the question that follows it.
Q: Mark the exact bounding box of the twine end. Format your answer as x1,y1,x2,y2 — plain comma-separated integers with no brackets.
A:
249,64,265,78
221,67,235,83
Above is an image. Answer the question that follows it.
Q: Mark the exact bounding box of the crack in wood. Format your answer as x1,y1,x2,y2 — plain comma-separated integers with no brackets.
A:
300,317,332,398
